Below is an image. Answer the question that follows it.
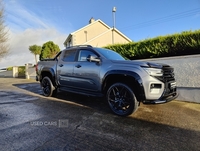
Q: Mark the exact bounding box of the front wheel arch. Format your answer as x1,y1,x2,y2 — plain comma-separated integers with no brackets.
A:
102,74,145,102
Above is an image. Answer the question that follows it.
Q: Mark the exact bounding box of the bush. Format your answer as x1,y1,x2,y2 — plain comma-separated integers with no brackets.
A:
104,30,200,59
7,67,13,71
18,66,25,77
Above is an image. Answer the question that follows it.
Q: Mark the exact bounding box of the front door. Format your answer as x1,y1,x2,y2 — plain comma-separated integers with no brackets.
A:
73,49,101,91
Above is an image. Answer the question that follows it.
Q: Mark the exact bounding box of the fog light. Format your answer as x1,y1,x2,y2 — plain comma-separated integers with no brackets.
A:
150,84,161,89
150,84,162,94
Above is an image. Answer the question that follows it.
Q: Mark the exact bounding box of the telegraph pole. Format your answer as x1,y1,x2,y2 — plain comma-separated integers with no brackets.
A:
112,7,116,44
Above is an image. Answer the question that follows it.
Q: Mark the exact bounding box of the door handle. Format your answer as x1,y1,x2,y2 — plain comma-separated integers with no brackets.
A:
59,64,63,67
75,64,81,68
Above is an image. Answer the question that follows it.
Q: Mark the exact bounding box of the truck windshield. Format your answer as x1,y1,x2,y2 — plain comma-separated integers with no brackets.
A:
94,48,125,60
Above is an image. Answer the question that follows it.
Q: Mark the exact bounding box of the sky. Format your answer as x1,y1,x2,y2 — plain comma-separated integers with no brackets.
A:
0,0,200,68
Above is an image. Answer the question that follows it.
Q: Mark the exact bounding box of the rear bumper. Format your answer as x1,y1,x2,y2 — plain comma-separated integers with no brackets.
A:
36,76,39,81
143,92,178,104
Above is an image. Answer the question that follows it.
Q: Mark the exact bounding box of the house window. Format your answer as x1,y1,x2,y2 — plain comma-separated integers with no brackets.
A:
67,39,72,47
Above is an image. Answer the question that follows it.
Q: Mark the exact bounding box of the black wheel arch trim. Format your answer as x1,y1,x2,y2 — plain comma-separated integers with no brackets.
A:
102,70,146,102
40,67,58,86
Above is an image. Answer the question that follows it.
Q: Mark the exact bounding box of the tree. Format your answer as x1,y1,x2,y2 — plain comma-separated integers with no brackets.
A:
0,0,9,59
29,45,42,64
40,41,60,60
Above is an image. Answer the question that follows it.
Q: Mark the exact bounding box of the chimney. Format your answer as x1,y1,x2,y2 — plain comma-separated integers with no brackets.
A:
89,17,95,24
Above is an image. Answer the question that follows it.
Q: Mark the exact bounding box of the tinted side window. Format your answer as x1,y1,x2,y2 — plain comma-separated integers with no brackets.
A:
78,50,97,61
62,49,76,62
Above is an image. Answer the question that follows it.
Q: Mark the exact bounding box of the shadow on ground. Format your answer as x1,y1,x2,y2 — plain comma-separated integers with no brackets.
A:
12,82,111,114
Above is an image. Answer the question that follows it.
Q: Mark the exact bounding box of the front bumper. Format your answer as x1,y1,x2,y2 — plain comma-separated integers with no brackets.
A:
142,76,178,104
143,91,178,104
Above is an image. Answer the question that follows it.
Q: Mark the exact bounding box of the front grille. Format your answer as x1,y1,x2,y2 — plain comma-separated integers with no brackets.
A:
154,65,177,97
163,66,175,82
155,66,175,82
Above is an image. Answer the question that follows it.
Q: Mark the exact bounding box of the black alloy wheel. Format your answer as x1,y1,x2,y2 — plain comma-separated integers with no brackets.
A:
107,83,138,116
41,76,55,97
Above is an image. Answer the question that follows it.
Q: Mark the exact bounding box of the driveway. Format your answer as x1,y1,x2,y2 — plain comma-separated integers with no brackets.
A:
0,78,200,151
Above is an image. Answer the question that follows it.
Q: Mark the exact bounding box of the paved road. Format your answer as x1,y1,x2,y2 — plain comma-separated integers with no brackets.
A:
0,78,200,151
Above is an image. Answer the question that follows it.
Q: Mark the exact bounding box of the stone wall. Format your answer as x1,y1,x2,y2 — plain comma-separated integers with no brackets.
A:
142,54,200,87
142,54,200,103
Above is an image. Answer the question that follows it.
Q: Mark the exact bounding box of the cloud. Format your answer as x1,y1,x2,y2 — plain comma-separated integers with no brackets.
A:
5,0,52,32
0,0,70,68
0,28,68,68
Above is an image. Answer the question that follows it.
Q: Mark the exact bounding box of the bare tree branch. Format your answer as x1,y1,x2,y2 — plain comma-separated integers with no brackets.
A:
0,0,9,59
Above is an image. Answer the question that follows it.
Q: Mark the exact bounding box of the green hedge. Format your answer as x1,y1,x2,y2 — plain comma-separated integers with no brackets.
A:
18,66,25,76
104,30,200,59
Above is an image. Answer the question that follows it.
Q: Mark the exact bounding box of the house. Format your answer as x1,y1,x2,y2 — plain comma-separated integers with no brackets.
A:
64,18,132,47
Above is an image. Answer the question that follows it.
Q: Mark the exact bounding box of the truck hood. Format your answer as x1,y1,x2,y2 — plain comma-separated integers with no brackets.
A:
111,60,170,69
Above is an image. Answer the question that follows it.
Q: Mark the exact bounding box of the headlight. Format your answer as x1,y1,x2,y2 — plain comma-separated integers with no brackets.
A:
142,67,163,76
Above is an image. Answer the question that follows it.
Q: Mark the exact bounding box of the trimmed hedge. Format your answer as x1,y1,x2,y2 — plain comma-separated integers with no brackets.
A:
104,30,200,59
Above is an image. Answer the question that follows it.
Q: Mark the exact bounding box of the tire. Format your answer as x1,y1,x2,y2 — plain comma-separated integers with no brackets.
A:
106,83,138,116
41,76,57,97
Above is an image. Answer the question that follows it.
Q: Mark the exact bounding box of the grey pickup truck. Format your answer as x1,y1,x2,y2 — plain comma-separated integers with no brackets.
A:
36,45,178,116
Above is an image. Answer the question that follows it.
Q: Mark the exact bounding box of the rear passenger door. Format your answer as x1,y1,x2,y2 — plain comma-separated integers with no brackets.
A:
57,49,77,87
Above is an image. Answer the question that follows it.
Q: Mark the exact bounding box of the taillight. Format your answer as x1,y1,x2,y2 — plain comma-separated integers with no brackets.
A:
35,64,38,72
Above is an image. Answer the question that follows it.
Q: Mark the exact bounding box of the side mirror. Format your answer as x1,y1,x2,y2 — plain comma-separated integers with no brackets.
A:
87,55,100,63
